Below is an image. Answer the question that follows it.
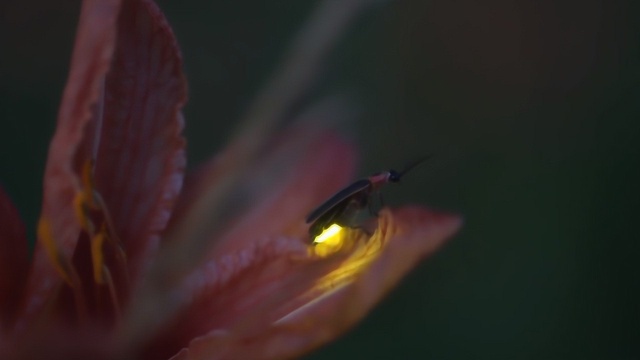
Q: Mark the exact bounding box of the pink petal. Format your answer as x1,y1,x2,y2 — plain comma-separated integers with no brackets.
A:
23,0,186,324
0,187,28,328
176,207,461,360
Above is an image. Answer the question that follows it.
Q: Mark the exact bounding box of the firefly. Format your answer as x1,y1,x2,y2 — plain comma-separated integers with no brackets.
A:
306,157,430,243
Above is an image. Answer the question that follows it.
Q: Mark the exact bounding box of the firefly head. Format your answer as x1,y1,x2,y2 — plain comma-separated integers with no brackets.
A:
388,170,402,183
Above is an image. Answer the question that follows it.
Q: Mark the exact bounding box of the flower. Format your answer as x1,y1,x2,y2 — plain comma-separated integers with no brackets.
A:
0,0,462,359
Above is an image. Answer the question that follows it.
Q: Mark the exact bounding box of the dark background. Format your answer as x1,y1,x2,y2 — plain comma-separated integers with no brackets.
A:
1,0,639,358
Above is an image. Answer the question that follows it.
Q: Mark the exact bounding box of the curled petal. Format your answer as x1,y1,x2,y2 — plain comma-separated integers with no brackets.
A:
23,0,123,325
175,207,461,360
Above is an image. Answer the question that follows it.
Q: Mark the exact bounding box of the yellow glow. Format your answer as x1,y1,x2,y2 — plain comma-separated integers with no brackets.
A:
312,224,346,257
313,224,343,244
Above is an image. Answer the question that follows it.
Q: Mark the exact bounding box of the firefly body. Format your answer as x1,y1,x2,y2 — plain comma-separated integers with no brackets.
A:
306,158,429,241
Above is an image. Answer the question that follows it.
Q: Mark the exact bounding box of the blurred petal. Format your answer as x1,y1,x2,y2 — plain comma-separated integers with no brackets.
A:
23,0,122,324
211,128,357,255
0,187,28,328
140,128,357,358
176,207,461,360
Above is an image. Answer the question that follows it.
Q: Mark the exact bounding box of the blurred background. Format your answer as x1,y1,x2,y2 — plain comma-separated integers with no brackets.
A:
1,0,638,358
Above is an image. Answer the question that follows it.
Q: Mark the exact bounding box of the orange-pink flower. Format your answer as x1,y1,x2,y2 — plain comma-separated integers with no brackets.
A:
0,0,461,359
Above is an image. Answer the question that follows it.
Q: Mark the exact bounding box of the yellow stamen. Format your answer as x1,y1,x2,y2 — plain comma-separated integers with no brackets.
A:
76,159,129,286
91,232,106,284
38,218,74,286
73,191,95,235
37,217,88,322
79,159,130,316
81,159,97,208
92,191,128,268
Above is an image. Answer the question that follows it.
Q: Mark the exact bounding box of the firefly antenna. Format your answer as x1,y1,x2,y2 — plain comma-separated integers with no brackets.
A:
397,155,432,178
